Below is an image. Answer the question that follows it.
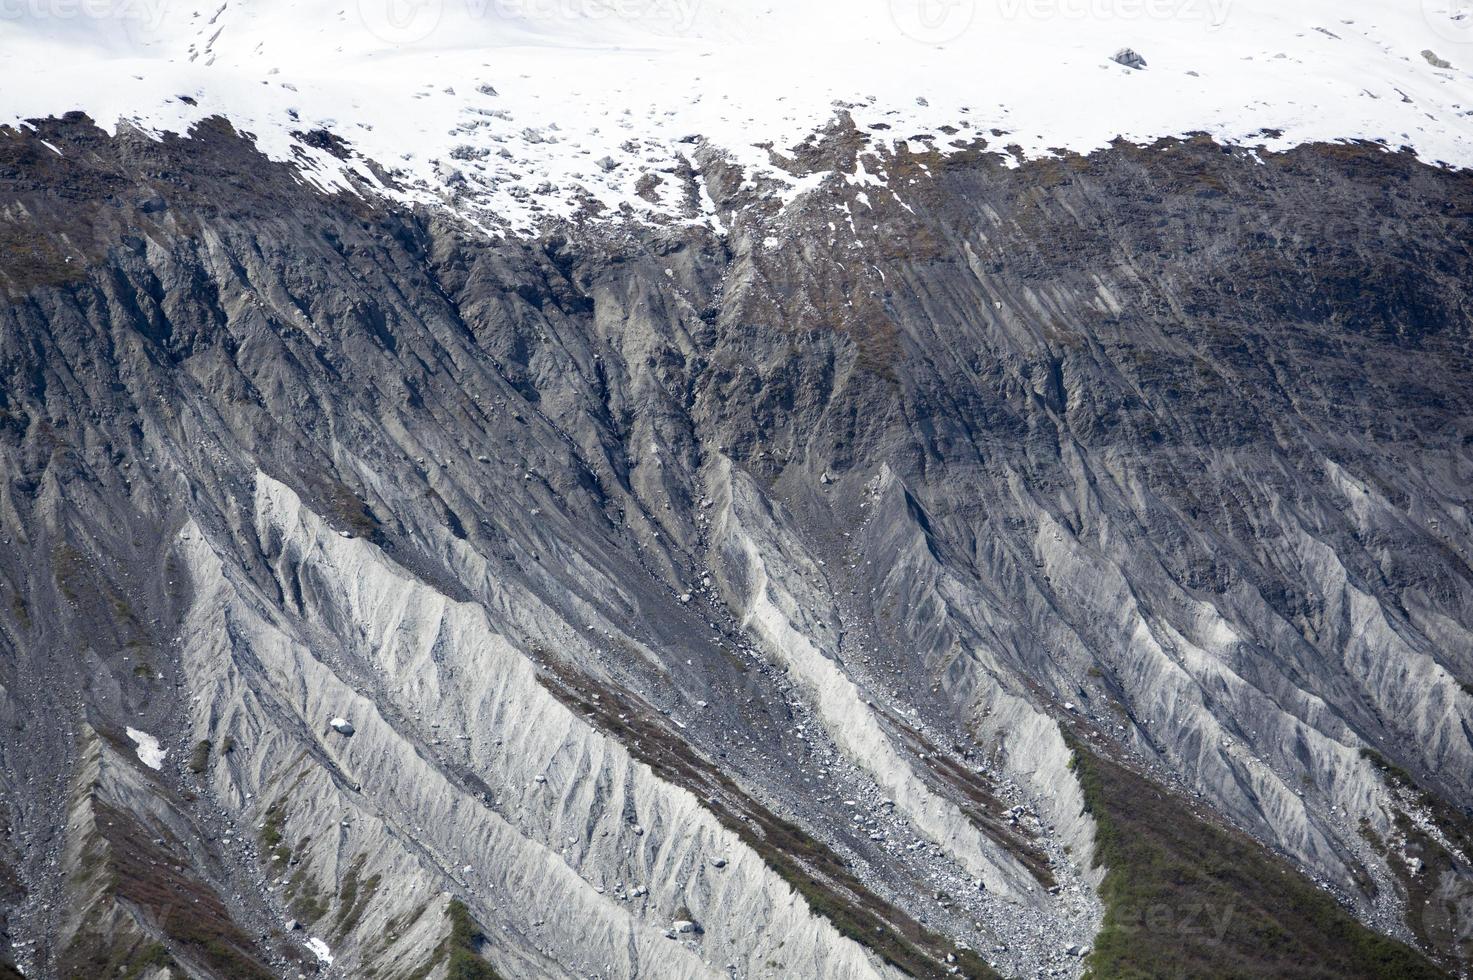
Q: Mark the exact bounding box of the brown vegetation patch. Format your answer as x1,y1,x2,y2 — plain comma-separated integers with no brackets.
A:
535,656,996,979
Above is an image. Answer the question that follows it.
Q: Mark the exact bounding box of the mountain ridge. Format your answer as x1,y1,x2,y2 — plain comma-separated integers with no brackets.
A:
0,108,1470,978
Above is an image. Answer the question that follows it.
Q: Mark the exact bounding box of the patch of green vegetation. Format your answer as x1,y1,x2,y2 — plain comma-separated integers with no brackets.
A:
0,217,90,295
1359,818,1390,859
1070,740,1445,979
82,801,273,980
399,899,504,980
7,592,29,630
219,735,235,756
121,942,175,980
336,856,364,925
389,899,431,937
1361,748,1416,789
443,899,506,980
258,801,287,857
334,854,382,939
281,846,328,924
60,928,170,980
324,479,381,540
131,662,156,679
109,593,141,630
51,544,87,603
187,740,211,775
403,943,447,980
163,555,188,602
288,875,328,924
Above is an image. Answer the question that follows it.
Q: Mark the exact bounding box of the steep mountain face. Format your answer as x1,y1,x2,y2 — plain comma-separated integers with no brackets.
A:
0,110,1470,980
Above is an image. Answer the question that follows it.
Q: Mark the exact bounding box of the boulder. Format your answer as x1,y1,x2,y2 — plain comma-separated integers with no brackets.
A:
1111,48,1147,70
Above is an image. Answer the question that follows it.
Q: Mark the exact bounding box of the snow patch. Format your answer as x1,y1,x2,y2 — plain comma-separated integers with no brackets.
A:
125,727,167,770
306,937,333,965
2,0,1470,234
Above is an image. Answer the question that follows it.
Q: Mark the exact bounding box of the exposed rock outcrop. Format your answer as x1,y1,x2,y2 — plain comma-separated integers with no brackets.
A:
0,113,1469,978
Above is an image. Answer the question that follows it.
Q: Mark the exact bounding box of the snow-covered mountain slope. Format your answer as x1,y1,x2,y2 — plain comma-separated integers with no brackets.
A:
3,0,1472,230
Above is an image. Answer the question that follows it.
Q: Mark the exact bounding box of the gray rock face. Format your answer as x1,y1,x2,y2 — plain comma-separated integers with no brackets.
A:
1111,48,1148,70
0,114,1470,978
